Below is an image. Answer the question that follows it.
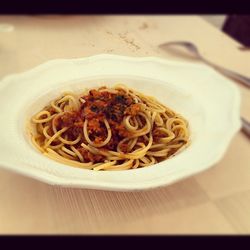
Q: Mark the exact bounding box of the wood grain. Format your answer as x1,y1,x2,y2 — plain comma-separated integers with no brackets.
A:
216,190,250,233
0,15,249,234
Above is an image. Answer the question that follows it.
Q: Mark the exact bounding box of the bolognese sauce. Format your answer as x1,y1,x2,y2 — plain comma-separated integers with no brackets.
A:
52,87,142,162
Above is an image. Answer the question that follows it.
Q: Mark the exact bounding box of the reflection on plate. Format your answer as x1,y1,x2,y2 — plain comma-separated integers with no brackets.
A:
0,54,241,191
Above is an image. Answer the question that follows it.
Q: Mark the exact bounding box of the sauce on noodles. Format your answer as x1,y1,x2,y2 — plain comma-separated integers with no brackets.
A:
30,85,190,170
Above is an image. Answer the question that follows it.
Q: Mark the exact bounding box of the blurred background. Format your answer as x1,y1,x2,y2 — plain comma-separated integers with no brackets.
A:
202,15,250,47
202,15,226,29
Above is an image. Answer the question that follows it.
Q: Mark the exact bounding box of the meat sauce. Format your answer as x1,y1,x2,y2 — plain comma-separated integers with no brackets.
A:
53,88,141,162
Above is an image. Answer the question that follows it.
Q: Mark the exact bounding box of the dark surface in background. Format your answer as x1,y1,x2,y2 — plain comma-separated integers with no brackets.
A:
223,15,250,46
0,236,249,248
0,0,249,14
0,1,250,46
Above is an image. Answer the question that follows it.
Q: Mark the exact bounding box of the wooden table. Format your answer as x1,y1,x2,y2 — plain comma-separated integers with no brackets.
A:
0,15,250,234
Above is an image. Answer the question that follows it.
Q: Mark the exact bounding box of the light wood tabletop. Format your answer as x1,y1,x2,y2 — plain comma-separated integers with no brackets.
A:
0,15,250,234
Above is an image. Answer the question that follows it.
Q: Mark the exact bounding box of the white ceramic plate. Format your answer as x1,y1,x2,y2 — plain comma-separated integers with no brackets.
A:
0,54,241,191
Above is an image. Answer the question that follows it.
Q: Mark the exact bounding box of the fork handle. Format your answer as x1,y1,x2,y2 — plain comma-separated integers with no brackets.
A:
241,117,250,138
202,58,250,88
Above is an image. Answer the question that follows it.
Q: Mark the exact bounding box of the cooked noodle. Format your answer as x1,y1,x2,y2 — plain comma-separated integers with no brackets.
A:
30,85,190,170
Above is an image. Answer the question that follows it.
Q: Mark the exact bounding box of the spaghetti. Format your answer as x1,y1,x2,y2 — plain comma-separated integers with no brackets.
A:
30,85,190,170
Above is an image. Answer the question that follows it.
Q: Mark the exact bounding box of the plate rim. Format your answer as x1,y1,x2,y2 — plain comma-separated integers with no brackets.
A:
0,54,241,191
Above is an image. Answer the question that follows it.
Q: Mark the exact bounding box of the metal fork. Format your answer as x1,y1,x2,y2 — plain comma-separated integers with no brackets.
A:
159,41,250,138
159,41,250,88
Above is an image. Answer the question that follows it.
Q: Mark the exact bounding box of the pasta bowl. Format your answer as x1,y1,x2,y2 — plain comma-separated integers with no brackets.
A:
0,54,241,191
